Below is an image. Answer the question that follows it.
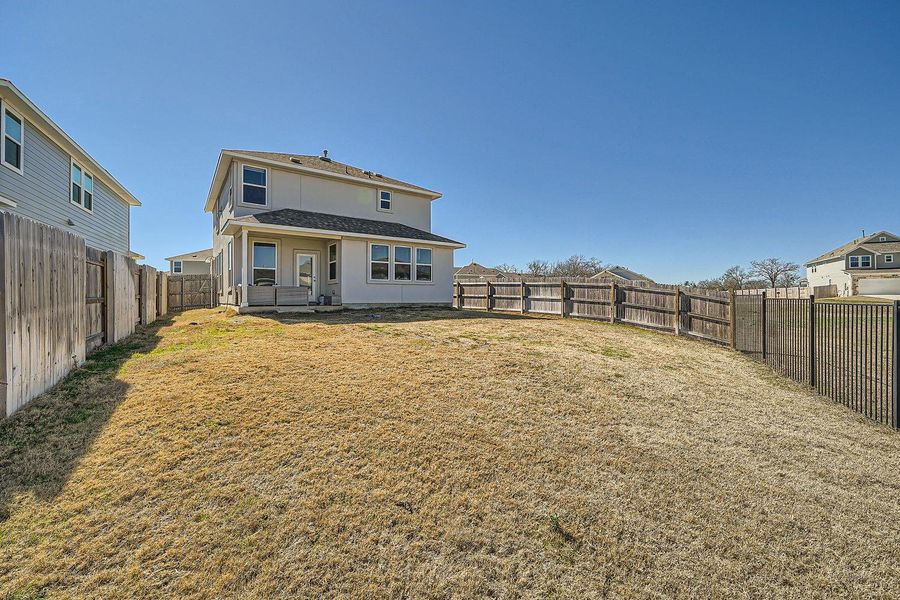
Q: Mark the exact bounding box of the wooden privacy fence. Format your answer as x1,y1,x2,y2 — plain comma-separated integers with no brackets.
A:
0,213,169,418
455,279,732,343
735,284,838,299
734,294,899,428
167,274,217,311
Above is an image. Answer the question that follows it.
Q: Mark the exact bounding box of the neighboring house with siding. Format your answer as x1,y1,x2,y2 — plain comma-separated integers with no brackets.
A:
205,149,464,310
165,248,212,275
454,262,509,281
806,231,900,296
0,79,140,255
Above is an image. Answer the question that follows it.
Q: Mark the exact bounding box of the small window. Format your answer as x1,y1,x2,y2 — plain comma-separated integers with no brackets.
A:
173,260,183,274
415,248,432,282
370,244,389,280
879,236,887,241
252,242,277,285
394,246,411,281
71,163,82,205
886,254,894,264
242,165,267,205
861,256,872,268
70,160,93,211
83,173,93,210
2,106,23,172
378,190,392,211
328,243,338,281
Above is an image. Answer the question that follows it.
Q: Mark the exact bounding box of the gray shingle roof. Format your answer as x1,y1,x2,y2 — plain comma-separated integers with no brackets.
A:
232,209,462,245
591,266,653,282
807,231,899,264
227,150,439,196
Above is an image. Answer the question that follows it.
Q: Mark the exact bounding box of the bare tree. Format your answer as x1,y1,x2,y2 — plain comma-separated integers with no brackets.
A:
493,263,520,274
751,258,800,288
526,259,552,276
552,255,606,278
720,265,752,291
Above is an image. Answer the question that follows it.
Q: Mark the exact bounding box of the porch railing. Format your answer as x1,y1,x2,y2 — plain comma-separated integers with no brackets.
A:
244,285,311,307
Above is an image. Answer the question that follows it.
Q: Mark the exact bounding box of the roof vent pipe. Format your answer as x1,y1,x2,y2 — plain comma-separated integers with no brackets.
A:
321,149,331,162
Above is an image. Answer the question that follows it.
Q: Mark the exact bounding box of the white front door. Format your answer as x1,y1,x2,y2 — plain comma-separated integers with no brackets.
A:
296,253,318,302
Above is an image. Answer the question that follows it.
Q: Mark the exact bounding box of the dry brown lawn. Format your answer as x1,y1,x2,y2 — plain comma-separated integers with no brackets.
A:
1,307,900,598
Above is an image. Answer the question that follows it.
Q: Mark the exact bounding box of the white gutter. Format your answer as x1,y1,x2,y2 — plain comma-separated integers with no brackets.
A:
222,219,466,249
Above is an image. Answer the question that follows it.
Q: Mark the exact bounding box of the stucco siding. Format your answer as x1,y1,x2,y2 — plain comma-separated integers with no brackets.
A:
0,113,130,253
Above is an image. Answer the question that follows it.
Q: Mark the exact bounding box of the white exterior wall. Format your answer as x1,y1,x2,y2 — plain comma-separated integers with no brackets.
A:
339,238,454,306
231,160,432,231
806,259,852,296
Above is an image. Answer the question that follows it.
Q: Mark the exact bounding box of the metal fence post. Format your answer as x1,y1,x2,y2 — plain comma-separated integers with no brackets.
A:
487,281,493,311
520,280,526,314
560,281,567,317
893,300,900,429
761,289,768,361
808,294,816,388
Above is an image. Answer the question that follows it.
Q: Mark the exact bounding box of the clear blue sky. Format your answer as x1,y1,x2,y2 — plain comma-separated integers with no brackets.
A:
5,1,899,281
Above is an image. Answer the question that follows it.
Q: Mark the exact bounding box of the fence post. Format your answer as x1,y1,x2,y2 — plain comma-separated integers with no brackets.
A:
893,301,900,429
560,281,567,317
610,282,618,323
808,294,816,388
520,280,526,314
729,290,736,349
674,288,682,335
104,250,117,344
761,289,768,361
455,281,461,309
486,281,493,311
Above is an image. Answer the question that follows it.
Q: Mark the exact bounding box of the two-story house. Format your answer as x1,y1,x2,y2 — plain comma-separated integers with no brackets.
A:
0,79,140,255
806,231,900,296
165,248,212,275
205,149,464,310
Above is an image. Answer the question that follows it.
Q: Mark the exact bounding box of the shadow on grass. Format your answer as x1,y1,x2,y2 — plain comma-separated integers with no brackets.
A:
249,306,536,327
0,318,170,522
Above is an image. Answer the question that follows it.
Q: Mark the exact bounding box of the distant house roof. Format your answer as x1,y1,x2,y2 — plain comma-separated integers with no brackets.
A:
591,266,653,282
227,208,464,247
807,231,900,265
165,248,213,262
454,262,507,278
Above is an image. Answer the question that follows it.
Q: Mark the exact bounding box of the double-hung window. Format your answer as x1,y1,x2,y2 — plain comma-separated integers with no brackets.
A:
850,256,871,268
2,104,23,173
370,244,390,280
415,248,432,282
393,246,412,281
70,161,93,211
378,190,392,211
173,260,183,274
886,254,894,264
242,165,267,205
252,242,277,285
328,243,338,281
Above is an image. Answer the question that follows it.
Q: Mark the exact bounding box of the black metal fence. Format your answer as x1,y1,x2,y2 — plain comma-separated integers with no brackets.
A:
735,294,899,428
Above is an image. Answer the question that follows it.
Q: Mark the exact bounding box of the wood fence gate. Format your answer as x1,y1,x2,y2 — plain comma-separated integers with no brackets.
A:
167,274,218,311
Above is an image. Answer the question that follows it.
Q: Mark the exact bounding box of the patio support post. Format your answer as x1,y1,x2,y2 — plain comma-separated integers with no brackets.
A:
240,230,249,307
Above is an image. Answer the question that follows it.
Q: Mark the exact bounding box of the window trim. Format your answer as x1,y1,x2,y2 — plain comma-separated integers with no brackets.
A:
886,254,894,264
879,236,887,241
393,245,412,281
251,238,279,286
850,255,872,269
377,189,392,213
240,164,269,207
172,260,183,274
1,101,24,175
70,158,94,213
414,246,433,282
327,242,338,283
369,242,391,281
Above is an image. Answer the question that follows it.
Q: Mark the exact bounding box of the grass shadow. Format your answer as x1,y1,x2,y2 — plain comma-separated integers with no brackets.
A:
249,306,535,327
0,318,169,521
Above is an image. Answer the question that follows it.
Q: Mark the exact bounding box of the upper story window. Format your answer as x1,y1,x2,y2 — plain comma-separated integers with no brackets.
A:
378,190,392,212
70,160,93,211
2,103,23,173
242,165,267,205
415,248,432,282
879,236,887,241
849,255,871,268
173,260,183,274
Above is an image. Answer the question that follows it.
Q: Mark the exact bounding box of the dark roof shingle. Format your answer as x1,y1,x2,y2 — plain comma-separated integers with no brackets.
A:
233,209,462,245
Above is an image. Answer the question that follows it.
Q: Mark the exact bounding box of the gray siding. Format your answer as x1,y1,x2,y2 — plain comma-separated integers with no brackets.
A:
0,115,130,253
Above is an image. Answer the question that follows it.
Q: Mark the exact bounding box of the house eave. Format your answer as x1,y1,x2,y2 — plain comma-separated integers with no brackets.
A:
222,219,466,249
0,79,141,207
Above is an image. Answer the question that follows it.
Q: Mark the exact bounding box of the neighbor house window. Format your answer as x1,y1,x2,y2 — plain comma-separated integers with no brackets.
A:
2,104,23,173
370,244,389,280
378,190,392,211
879,236,887,241
242,165,267,205
886,254,894,264
70,160,93,211
850,256,871,268
173,260,183,274
415,248,432,282
252,242,277,285
394,246,411,281
328,243,338,281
